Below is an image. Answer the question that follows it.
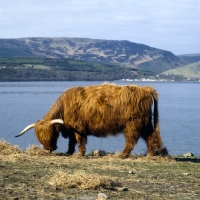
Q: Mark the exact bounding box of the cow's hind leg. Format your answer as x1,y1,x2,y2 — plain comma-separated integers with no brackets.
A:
75,132,87,156
143,126,164,156
120,124,140,158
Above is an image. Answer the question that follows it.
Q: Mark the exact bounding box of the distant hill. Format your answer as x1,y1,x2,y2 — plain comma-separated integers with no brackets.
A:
0,37,187,73
162,61,200,79
178,54,200,63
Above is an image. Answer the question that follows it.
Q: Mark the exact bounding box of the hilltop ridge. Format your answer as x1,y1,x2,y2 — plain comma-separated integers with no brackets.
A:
0,37,187,73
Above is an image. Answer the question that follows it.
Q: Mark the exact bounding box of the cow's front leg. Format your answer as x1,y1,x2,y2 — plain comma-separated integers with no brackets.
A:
75,132,87,156
67,133,77,155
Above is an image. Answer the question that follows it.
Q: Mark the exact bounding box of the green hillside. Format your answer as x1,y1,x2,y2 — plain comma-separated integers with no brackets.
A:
162,61,200,79
0,57,154,81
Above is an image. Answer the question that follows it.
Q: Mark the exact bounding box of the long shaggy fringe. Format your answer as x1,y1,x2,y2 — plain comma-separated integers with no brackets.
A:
59,84,157,136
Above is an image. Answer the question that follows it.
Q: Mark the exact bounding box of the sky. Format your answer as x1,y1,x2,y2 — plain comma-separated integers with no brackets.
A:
0,0,199,55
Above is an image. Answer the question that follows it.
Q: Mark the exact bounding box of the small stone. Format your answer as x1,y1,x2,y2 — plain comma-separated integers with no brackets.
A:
128,170,135,174
183,173,191,176
93,150,99,156
93,150,106,156
183,152,194,157
117,187,128,191
97,192,108,199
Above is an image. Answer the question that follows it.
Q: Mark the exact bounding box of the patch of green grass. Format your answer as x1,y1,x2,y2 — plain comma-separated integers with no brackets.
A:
24,64,50,69
163,61,200,78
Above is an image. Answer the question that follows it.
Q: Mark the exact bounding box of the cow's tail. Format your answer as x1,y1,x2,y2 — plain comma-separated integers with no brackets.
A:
150,88,168,156
150,89,159,130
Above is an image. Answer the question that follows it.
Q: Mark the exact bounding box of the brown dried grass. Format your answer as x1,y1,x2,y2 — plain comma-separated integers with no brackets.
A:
0,140,50,156
0,140,52,163
1,153,32,162
47,170,119,190
26,145,50,156
0,139,23,155
0,139,174,165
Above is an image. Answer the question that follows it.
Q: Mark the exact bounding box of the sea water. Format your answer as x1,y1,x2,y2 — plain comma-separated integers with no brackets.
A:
0,81,199,156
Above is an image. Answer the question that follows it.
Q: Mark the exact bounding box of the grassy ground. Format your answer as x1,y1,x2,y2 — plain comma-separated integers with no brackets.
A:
163,61,200,78
24,64,51,69
0,140,199,200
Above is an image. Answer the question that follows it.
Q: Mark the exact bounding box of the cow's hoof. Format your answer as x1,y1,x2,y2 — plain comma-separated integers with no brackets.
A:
146,152,154,157
147,147,168,157
65,151,74,156
64,153,73,156
119,154,129,159
159,147,168,156
74,152,85,158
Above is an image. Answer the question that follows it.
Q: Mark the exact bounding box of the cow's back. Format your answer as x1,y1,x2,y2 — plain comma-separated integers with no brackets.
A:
62,84,154,136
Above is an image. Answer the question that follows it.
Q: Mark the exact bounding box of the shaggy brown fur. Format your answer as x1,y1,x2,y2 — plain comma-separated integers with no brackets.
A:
18,83,165,158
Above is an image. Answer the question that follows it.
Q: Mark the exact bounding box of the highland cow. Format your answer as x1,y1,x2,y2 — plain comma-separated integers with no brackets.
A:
16,83,166,158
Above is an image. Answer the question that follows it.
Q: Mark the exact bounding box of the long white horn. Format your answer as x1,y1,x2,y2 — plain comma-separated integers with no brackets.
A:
15,123,35,137
50,119,64,125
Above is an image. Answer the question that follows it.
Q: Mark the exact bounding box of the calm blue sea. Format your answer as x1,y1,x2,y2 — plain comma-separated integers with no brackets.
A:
0,81,199,156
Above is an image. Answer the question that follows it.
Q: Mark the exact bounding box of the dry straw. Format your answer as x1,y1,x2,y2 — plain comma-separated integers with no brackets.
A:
0,139,174,164
0,140,50,156
26,145,50,156
47,170,119,190
0,139,23,155
0,140,52,162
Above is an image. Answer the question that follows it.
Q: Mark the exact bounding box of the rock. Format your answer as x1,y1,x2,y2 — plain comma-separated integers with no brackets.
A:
97,192,108,199
93,150,99,156
93,150,107,156
128,170,135,174
117,187,128,191
182,173,191,176
183,152,194,157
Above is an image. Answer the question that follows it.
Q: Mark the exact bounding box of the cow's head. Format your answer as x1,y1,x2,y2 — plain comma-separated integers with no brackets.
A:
16,119,64,152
